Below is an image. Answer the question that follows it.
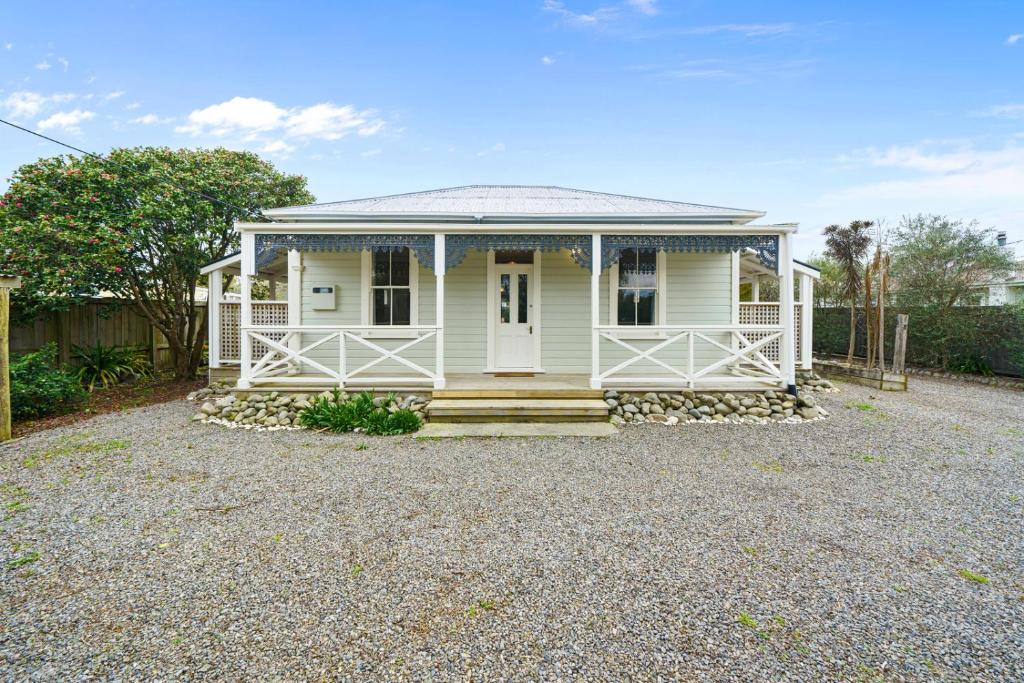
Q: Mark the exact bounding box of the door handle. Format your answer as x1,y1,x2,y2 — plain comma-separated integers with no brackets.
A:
529,325,533,334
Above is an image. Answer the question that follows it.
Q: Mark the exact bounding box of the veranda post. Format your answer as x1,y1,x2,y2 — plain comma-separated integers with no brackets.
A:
0,275,23,441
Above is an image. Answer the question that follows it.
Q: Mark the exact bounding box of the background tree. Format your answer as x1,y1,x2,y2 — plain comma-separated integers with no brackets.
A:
889,214,1014,310
823,220,873,364
0,147,314,379
803,254,846,308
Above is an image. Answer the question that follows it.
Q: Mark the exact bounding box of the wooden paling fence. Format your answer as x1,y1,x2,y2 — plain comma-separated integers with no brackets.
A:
9,300,206,370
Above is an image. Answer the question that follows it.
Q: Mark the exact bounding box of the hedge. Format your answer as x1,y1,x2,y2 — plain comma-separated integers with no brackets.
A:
813,305,1024,377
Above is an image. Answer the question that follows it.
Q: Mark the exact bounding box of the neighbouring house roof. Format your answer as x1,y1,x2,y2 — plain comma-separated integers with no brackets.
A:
262,185,766,224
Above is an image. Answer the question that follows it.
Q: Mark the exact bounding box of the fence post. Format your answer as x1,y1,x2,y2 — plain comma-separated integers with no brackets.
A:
892,314,909,375
0,276,23,442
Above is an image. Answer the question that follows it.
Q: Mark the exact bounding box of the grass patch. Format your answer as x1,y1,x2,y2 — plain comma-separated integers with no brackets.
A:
6,550,40,570
22,436,130,468
846,402,877,412
753,461,784,473
957,568,990,585
350,563,364,578
737,612,758,629
467,599,497,617
354,443,369,451
857,454,886,463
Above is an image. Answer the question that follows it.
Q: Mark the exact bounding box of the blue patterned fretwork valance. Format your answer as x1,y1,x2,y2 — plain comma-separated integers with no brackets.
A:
254,234,435,271
445,234,593,271
601,234,779,273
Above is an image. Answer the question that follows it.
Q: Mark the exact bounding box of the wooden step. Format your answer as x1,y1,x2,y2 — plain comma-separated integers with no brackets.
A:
426,398,610,423
432,389,604,400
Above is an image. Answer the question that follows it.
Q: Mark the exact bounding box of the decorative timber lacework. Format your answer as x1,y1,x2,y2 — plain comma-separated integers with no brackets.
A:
601,235,779,273
255,234,435,270
445,234,593,271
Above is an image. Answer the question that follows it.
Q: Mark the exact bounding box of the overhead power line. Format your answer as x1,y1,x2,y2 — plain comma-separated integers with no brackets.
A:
0,117,271,222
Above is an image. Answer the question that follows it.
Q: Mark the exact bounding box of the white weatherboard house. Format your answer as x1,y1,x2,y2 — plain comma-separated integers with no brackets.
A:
201,186,819,400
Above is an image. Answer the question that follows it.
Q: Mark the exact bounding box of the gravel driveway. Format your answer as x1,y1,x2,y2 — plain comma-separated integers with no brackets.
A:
2,377,1022,681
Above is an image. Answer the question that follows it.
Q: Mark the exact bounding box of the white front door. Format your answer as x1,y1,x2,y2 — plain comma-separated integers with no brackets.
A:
494,263,535,369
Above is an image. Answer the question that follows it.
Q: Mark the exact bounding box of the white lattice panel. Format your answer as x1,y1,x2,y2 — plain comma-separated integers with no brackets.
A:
219,302,287,361
738,303,801,363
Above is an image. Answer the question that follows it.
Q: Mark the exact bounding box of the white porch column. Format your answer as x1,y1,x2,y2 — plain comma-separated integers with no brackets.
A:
434,234,446,390
208,268,222,369
778,233,796,392
799,272,813,370
590,234,602,390
238,232,255,389
752,276,760,303
287,249,303,363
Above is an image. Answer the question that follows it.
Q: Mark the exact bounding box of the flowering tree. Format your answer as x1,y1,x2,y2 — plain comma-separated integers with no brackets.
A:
0,147,314,379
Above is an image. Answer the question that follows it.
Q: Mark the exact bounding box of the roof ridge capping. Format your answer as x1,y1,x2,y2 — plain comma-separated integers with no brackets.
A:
261,185,766,222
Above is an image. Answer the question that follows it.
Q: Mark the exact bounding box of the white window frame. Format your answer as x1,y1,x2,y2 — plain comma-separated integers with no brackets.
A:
360,249,419,332
608,249,667,335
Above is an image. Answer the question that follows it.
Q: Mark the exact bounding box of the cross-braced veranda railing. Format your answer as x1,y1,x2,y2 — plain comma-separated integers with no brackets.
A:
595,324,785,388
241,325,440,386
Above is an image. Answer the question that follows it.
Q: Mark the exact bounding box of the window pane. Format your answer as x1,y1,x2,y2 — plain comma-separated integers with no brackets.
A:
619,248,657,288
391,288,411,325
494,250,534,264
636,289,656,325
617,289,636,325
618,249,637,287
518,273,529,324
373,288,390,324
390,248,410,287
372,251,390,286
500,274,510,323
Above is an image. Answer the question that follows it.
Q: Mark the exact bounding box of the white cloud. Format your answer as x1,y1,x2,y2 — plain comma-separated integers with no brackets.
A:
974,103,1024,119
37,108,95,133
2,90,75,119
57,57,69,71
1007,33,1022,46
129,113,172,125
627,0,657,15
35,60,52,71
260,139,295,154
680,23,797,37
543,0,620,27
176,96,386,143
126,101,141,110
541,55,556,65
477,142,506,156
4,42,12,51
360,148,382,158
103,90,125,101
824,140,1024,203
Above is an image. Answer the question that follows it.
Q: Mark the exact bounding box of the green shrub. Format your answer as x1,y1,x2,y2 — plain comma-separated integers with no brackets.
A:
297,390,421,435
10,343,86,420
71,344,151,391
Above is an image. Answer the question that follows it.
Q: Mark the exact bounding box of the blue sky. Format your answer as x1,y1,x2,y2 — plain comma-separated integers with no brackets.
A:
2,0,1022,258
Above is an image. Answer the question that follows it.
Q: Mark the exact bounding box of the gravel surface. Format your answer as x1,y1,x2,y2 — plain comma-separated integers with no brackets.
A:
2,377,1022,681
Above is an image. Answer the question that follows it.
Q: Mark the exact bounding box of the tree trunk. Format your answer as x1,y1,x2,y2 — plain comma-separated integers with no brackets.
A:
847,304,856,366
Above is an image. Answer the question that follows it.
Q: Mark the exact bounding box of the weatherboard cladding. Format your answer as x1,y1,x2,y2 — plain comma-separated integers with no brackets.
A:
262,185,761,219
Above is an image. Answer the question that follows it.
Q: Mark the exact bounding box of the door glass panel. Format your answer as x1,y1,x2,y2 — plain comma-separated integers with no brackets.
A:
499,273,510,323
636,289,656,325
617,289,636,325
518,274,529,323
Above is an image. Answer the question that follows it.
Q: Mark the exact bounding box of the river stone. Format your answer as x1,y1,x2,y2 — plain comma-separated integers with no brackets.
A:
647,414,669,424
623,404,638,414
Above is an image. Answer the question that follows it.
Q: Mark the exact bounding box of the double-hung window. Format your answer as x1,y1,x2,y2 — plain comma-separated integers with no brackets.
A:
371,248,411,325
616,248,658,326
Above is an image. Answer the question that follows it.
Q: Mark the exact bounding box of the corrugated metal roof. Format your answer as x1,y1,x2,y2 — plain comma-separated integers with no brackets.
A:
263,185,762,220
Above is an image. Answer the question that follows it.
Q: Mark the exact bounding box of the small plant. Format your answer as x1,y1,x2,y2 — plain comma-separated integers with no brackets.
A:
9,343,86,420
351,563,364,577
72,344,151,391
6,550,40,570
297,391,421,435
846,402,876,412
957,568,990,585
737,612,759,629
753,461,784,473
355,443,369,451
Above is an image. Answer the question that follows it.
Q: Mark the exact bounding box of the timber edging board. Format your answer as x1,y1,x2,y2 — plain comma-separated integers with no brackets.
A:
813,360,907,392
